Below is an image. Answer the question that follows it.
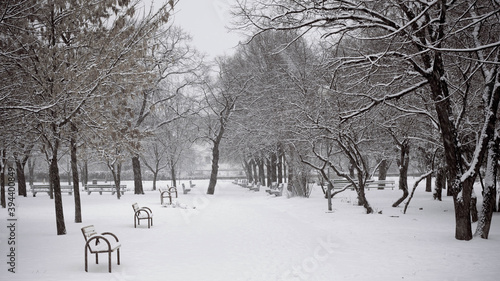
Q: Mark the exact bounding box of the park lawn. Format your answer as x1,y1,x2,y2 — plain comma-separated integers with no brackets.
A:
1,178,499,281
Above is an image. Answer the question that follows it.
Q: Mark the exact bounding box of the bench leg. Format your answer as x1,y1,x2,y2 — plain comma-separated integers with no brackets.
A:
85,248,88,272
108,252,112,273
96,253,99,264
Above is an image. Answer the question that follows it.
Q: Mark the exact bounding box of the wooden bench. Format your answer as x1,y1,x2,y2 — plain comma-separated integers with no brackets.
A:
85,184,126,195
266,183,284,196
365,180,396,190
322,179,395,196
159,187,178,205
81,225,121,273
132,203,153,228
332,179,367,190
182,183,191,194
189,180,196,188
30,184,73,197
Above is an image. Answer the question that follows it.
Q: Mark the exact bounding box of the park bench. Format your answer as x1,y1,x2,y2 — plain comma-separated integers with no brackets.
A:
189,180,196,188
321,179,395,197
332,179,395,190
238,179,248,187
266,182,284,196
249,182,261,191
85,184,126,195
30,184,73,197
182,183,191,194
132,203,153,228
242,181,255,189
365,180,396,190
159,187,178,205
265,182,278,194
81,225,121,273
332,179,369,190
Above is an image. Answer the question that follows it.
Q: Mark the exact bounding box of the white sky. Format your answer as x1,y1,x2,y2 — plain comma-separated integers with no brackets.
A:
144,0,244,59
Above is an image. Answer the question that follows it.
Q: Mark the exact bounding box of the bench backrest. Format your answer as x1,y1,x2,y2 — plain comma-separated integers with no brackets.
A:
132,203,139,212
81,225,97,241
159,187,177,194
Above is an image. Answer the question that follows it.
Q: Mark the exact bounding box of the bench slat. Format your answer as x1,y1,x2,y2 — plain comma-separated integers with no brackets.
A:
30,184,73,197
85,184,127,195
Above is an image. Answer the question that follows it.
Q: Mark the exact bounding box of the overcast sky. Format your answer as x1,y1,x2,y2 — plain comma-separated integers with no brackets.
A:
143,0,244,59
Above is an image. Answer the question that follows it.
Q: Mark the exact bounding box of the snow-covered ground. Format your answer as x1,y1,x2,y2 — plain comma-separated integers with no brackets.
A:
1,178,499,281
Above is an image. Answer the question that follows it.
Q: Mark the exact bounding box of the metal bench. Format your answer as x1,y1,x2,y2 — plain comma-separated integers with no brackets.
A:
132,203,153,228
81,225,121,273
159,187,178,205
182,183,191,194
30,184,73,197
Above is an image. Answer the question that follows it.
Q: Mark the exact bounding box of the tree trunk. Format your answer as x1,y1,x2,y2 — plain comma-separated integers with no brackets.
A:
132,156,144,194
446,176,453,196
50,140,66,235
270,152,277,183
207,140,221,195
378,159,388,180
348,160,355,178
356,184,373,214
277,145,284,183
170,159,177,188
434,167,445,201
475,137,498,238
266,158,271,186
15,159,27,197
251,159,258,183
453,179,473,241
81,160,88,186
425,174,432,192
287,163,293,192
258,156,266,185
378,159,389,189
70,125,82,223
470,192,478,223
152,172,158,190
393,140,409,207
243,158,252,182
28,157,35,186
110,162,122,200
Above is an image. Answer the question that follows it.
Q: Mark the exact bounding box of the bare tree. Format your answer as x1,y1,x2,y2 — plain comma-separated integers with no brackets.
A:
235,0,500,241
0,0,175,234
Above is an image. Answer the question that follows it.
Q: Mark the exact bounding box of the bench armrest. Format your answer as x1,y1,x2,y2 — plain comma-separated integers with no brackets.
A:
86,234,121,252
134,208,153,217
100,232,120,242
139,207,153,214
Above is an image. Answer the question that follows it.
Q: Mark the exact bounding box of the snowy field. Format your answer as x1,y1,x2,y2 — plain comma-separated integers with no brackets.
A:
1,178,499,281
